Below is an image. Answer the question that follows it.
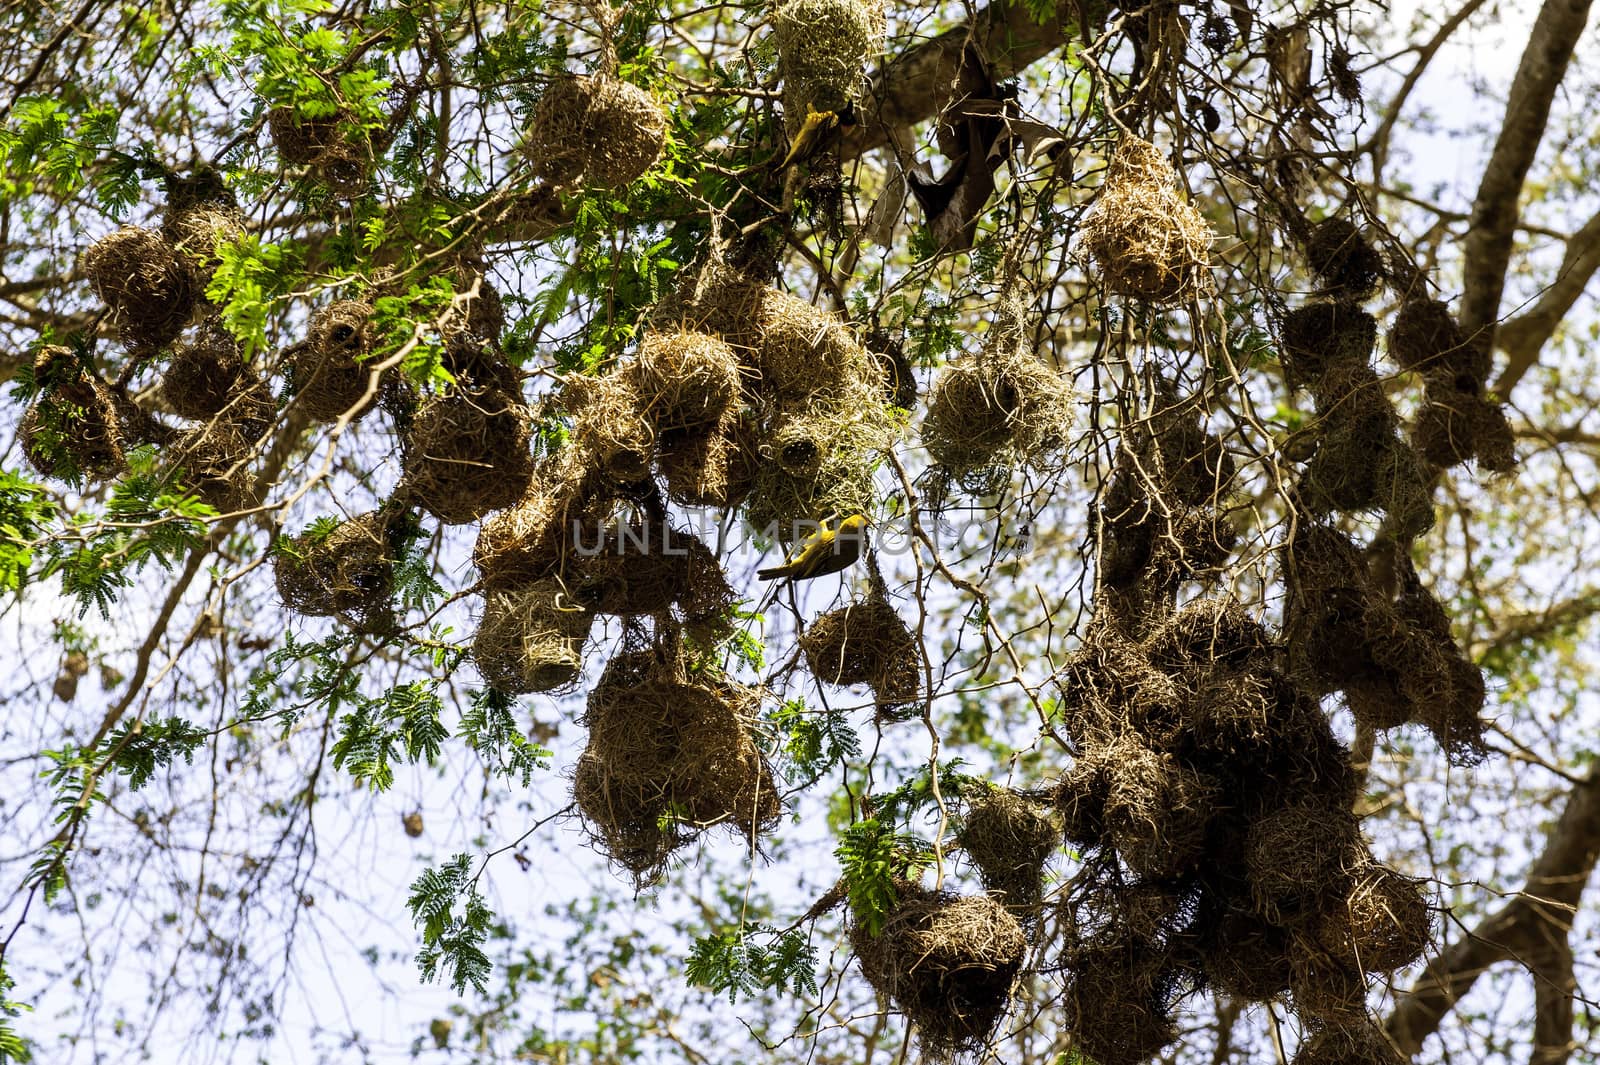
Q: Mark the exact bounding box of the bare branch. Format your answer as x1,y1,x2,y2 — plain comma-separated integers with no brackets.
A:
1494,207,1600,396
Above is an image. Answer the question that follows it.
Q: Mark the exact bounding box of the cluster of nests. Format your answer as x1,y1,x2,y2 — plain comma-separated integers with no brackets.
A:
522,75,669,190
1094,384,1239,632
572,628,780,884
556,257,900,543
1048,598,1433,1065
1080,137,1215,305
267,104,385,199
26,190,277,514
1280,219,1512,527
1284,523,1487,764
920,293,1075,491
799,565,923,719
771,0,885,133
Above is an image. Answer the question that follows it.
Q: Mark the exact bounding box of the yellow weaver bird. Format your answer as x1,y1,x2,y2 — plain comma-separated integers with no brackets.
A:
758,514,870,582
772,102,850,173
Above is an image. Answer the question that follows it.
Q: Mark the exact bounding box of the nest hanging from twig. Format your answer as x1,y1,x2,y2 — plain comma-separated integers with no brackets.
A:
472,451,612,590
631,330,743,434
563,370,656,486
273,509,410,632
1079,138,1214,304
471,576,596,693
163,319,248,419
19,347,141,483
401,383,535,524
162,203,246,289
851,884,1027,1057
800,595,922,714
958,788,1060,915
81,225,196,353
164,420,263,515
525,76,668,189
771,0,885,132
290,300,382,423
657,412,760,508
1304,218,1386,301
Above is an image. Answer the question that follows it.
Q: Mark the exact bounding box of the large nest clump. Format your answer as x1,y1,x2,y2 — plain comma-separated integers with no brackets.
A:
576,645,780,884
1143,597,1274,675
18,347,138,483
1282,525,1488,763
1079,137,1214,304
958,788,1060,914
81,225,196,352
563,370,656,486
800,594,922,714
1280,302,1377,390
162,319,247,419
1055,618,1185,748
771,0,885,132
524,76,668,189
162,203,246,289
1303,218,1386,300
851,884,1026,1057
632,330,742,434
921,302,1073,480
657,411,760,508
472,576,596,693
290,300,382,423
273,509,412,632
401,384,535,525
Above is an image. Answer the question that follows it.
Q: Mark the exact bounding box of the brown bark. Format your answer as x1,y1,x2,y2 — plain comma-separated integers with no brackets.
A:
1493,206,1600,397
1386,766,1600,1059
1456,0,1593,351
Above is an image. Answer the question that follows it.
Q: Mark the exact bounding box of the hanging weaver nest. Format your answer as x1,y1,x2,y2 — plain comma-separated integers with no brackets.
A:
440,332,520,394
1100,737,1218,879
290,300,381,423
1055,619,1185,748
744,421,879,542
162,203,246,289
267,105,343,165
273,509,409,632
563,371,655,485
1307,862,1432,976
19,347,136,482
567,523,733,621
921,349,1073,480
164,421,262,515
1244,801,1362,926
752,288,878,403
524,76,668,189
958,788,1060,914
1414,377,1516,473
1280,302,1378,391
799,595,922,713
1292,1020,1408,1065
1304,218,1386,301
313,138,374,199
653,256,767,346
1079,137,1214,304
446,262,506,343
1386,298,1477,376
576,647,780,884
402,384,536,525
851,884,1026,1057
1123,383,1237,508
472,576,596,693
163,319,246,419
1199,902,1296,1000
473,451,612,590
81,225,196,353
657,412,761,508
771,0,885,132
631,330,742,434
1055,752,1111,847
1143,597,1274,675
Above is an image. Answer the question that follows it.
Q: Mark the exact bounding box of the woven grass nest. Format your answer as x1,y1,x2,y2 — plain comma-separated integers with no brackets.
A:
164,421,263,515
632,329,743,434
473,451,612,591
575,646,780,884
922,349,1073,480
566,523,735,629
657,412,760,508
402,383,535,525
563,370,656,486
753,287,879,403
1291,1021,1407,1065
800,595,921,714
525,76,668,189
744,418,881,543
81,225,196,353
162,203,246,288
1414,378,1517,473
266,105,374,197
771,0,885,131
1098,736,1219,880
19,347,139,483
274,509,409,632
267,105,343,165
851,884,1026,1057
290,300,382,423
163,319,247,419
472,576,596,693
958,788,1060,913
1304,217,1386,301
1079,138,1214,304
1386,298,1485,379
1280,302,1377,390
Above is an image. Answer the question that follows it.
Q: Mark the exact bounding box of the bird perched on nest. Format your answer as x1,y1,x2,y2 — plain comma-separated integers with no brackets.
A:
758,513,870,582
769,101,856,174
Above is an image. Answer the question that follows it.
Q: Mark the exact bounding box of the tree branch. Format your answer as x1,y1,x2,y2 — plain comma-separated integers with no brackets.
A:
1456,0,1593,349
1386,765,1600,1056
1493,206,1600,396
